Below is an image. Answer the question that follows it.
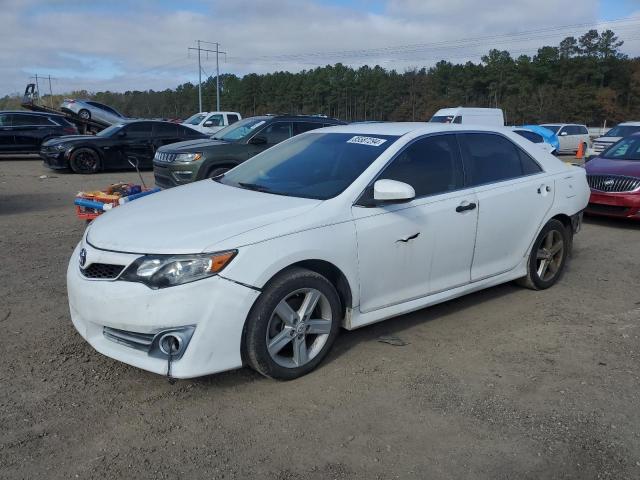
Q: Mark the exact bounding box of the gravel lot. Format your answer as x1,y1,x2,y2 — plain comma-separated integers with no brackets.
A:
1,156,639,480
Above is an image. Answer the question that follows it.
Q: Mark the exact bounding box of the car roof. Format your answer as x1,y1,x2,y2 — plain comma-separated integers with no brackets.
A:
248,114,344,123
618,121,640,126
319,122,516,137
0,110,63,116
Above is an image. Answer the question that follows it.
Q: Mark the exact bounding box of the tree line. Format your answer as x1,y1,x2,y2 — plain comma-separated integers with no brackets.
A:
2,29,639,126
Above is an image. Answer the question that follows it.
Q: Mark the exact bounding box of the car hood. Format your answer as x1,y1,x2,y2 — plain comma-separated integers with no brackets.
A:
86,180,322,254
157,138,230,153
585,156,640,177
43,135,96,146
594,136,621,144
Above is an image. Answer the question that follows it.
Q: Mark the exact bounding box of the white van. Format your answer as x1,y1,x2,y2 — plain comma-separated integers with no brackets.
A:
429,107,504,126
182,111,242,135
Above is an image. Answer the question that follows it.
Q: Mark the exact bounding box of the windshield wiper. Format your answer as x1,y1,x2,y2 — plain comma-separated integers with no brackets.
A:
238,182,272,193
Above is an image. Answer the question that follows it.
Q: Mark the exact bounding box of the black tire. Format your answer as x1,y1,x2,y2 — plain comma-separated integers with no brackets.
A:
78,109,91,120
206,166,231,179
69,148,100,174
517,219,571,290
244,267,342,380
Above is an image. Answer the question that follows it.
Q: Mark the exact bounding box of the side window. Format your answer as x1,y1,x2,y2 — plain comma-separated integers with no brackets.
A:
227,114,240,125
205,114,223,127
567,126,580,135
459,133,541,186
453,116,462,124
558,126,568,136
293,122,322,135
12,114,40,126
152,123,178,137
579,126,589,135
179,125,201,137
379,134,464,197
0,114,11,127
124,122,152,138
260,122,292,144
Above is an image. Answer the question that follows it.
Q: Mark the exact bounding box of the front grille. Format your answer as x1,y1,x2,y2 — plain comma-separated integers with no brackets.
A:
81,263,125,279
154,152,177,163
587,175,640,193
593,142,610,153
586,203,630,216
103,327,155,352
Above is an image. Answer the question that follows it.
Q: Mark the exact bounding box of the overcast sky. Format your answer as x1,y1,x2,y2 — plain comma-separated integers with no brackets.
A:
1,0,639,96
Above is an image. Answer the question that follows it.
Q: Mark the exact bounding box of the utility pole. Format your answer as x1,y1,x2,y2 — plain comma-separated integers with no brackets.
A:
188,41,226,112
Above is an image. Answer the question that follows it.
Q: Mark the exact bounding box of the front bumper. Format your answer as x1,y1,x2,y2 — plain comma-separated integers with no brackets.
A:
153,161,201,189
40,148,69,169
67,242,261,378
586,190,640,219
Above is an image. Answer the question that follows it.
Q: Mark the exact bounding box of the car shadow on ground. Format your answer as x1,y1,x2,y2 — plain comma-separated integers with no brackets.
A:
0,192,68,215
190,281,521,388
583,214,640,230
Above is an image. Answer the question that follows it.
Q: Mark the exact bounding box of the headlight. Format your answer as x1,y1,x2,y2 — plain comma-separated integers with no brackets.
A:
174,152,202,163
120,250,236,289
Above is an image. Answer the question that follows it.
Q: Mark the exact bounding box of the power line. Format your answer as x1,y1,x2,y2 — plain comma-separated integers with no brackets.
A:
189,40,226,112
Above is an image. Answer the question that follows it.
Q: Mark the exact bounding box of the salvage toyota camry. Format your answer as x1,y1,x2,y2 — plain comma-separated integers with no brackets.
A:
67,123,590,380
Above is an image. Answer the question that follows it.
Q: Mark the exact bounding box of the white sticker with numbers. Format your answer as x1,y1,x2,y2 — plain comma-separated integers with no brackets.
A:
346,136,387,147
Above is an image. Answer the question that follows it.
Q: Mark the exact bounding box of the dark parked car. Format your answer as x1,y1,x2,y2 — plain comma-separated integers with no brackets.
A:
40,121,207,173
153,115,346,188
584,132,640,220
0,111,78,153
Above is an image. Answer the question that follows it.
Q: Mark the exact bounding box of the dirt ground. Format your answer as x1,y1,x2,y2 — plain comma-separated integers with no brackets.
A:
1,156,639,480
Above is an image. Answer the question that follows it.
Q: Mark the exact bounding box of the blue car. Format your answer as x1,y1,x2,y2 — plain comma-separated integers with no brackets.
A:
513,125,560,155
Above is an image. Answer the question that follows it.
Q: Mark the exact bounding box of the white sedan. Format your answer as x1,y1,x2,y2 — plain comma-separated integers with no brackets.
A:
67,123,590,380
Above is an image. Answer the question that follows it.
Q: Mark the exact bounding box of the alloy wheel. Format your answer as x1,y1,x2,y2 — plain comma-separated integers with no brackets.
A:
536,230,564,282
266,288,333,369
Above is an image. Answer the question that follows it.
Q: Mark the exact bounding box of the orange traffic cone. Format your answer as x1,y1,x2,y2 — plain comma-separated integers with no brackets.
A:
576,141,585,160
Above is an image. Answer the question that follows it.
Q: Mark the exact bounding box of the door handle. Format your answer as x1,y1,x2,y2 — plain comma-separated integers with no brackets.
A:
456,202,477,213
537,185,551,194
396,232,420,243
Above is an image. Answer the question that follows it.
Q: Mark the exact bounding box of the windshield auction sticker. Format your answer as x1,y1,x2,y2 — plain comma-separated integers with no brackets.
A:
347,136,387,147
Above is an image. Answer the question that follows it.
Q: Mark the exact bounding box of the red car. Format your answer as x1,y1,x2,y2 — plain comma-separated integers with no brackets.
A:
585,133,640,219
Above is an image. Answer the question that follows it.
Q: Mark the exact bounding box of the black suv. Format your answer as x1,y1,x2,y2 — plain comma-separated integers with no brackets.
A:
0,111,78,153
153,115,346,188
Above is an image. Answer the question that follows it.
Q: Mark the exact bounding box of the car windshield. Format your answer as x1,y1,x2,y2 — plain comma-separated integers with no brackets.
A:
430,115,455,123
214,117,268,141
96,124,124,137
219,132,399,199
604,125,640,138
540,124,561,134
183,113,207,125
602,137,640,161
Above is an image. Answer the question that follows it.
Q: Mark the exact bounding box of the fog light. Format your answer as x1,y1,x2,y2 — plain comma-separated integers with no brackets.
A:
149,326,195,360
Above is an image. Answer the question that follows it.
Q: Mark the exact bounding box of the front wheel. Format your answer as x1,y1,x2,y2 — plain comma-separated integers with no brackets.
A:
69,148,100,174
244,267,342,380
518,219,570,290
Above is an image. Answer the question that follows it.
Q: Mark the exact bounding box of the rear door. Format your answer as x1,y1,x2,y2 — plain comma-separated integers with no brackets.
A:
0,113,14,151
11,113,49,151
458,132,553,281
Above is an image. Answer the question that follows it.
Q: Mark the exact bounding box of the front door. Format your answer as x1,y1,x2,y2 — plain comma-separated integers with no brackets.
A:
246,121,293,159
457,132,554,281
0,113,14,152
353,134,478,313
120,122,154,168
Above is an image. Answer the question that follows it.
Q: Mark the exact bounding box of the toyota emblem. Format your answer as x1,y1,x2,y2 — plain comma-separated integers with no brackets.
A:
79,248,87,268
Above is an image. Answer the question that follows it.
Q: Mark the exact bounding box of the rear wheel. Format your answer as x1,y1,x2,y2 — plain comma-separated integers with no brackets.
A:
69,148,100,174
517,219,570,290
78,109,91,120
244,267,341,380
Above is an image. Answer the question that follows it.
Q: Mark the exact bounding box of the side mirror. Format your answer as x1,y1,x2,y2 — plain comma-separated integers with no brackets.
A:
203,121,214,127
249,135,267,145
560,131,568,136
373,179,415,203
